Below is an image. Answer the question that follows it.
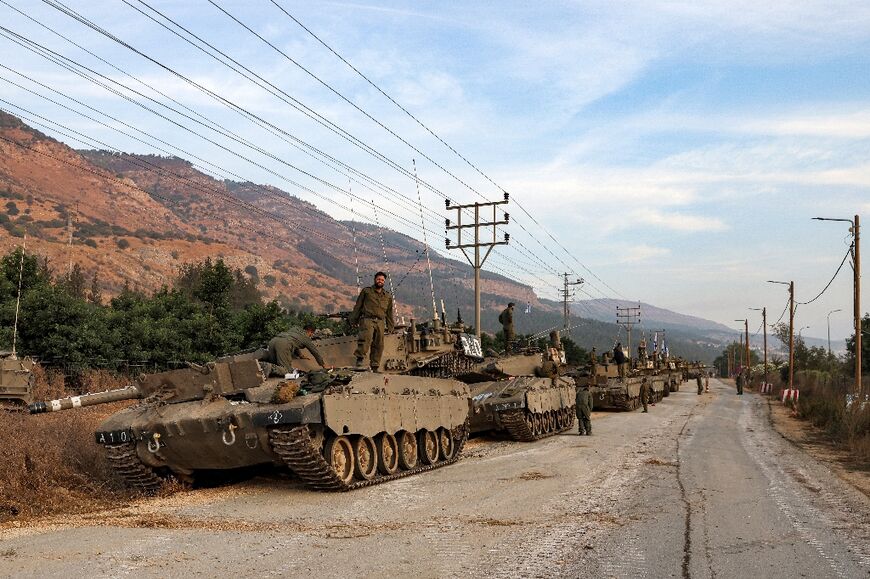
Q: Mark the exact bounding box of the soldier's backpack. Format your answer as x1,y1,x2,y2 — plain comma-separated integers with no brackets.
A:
498,310,505,324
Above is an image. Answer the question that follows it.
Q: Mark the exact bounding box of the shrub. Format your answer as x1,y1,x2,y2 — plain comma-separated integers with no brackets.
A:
116,238,130,250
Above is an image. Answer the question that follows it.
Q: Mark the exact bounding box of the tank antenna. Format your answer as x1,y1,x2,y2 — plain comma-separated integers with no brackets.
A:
372,202,395,298
413,159,438,322
348,180,360,289
12,234,26,359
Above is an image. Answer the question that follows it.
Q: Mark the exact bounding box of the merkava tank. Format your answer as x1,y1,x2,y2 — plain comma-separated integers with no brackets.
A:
0,352,36,406
459,337,577,441
30,360,470,492
291,314,483,378
572,360,667,411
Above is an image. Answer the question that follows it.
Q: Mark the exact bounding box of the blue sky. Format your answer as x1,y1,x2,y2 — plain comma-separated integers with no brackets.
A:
1,0,868,341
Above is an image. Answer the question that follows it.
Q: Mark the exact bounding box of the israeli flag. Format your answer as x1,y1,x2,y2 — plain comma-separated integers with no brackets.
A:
524,301,531,314
653,332,658,354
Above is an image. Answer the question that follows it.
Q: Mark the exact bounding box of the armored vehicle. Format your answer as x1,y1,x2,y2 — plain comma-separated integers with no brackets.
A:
460,340,576,440
573,362,668,411
289,316,483,378
30,360,470,492
0,353,36,406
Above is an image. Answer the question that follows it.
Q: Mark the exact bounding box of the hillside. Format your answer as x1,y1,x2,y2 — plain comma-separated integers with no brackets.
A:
0,112,552,325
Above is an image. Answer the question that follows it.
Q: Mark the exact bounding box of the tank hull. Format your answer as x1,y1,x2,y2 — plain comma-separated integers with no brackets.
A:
469,376,576,440
95,371,470,492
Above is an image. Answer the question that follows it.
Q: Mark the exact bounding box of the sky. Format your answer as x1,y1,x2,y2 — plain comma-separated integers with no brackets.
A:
0,0,868,342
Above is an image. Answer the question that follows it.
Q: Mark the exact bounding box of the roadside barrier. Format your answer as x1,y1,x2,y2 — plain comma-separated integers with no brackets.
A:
782,388,800,403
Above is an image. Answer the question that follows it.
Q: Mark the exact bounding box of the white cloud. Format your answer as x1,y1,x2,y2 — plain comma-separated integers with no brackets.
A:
627,208,727,232
617,244,671,263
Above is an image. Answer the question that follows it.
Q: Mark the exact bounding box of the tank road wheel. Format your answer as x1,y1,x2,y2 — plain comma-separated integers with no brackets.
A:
353,436,377,481
533,413,543,436
547,411,556,432
418,430,439,465
376,433,399,475
438,427,457,461
325,436,354,485
524,411,536,432
553,409,562,430
397,430,418,470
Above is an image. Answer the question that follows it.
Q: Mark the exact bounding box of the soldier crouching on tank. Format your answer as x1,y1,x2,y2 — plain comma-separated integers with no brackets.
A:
268,324,325,376
575,383,592,435
349,271,395,372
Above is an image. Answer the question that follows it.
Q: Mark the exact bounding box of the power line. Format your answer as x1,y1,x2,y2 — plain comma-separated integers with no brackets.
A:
797,243,853,306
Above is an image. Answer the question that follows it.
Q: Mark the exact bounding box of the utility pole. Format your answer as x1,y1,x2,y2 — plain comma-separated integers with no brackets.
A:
616,304,641,360
446,194,509,339
769,279,795,390
751,307,768,389
812,214,861,397
560,273,584,336
739,333,744,369
745,319,751,372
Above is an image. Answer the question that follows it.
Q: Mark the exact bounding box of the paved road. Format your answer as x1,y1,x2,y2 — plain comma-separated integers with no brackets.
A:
1,379,868,578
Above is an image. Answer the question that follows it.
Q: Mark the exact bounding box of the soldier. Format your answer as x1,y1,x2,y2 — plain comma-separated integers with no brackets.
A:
549,330,562,351
589,347,598,376
535,347,562,379
499,302,515,353
639,377,650,412
613,342,627,381
736,371,744,395
349,271,395,371
268,324,325,376
575,383,593,435
696,375,704,395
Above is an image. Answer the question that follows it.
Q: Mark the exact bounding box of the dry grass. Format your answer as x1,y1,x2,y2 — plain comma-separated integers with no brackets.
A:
794,370,870,467
0,369,138,523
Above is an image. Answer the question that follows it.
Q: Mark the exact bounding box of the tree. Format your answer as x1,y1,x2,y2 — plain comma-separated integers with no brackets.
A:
845,313,870,374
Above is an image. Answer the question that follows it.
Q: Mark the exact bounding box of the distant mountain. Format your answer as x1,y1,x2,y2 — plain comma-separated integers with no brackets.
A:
573,299,733,333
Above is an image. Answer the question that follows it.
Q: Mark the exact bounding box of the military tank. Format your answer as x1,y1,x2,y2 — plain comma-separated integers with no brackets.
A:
0,352,36,406
30,360,470,492
289,315,483,378
572,361,669,411
459,336,576,440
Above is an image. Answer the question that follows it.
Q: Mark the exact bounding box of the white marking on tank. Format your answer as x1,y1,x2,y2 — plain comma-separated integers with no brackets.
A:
71,396,82,408
51,399,61,412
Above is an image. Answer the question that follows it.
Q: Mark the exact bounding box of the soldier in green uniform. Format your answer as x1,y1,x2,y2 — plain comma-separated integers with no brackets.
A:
349,271,395,371
499,302,515,353
736,371,744,395
268,324,325,375
575,384,593,435
640,377,650,412
696,375,704,395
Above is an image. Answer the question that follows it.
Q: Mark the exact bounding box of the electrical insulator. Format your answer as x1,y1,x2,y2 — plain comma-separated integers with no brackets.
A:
445,238,451,248
504,213,510,222
504,233,510,242
503,192,509,201
445,218,450,227
445,199,451,207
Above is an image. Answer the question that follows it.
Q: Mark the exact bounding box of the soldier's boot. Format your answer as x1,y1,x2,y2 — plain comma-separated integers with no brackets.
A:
354,357,367,371
370,365,380,373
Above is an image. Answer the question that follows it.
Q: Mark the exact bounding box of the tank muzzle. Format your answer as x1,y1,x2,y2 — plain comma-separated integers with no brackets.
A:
29,401,47,414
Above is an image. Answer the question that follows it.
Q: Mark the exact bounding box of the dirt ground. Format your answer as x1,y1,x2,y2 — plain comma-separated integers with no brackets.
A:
766,395,870,498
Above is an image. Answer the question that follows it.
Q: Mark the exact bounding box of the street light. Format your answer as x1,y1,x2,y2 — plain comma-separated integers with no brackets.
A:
798,325,810,340
735,318,749,371
813,215,861,398
827,309,842,357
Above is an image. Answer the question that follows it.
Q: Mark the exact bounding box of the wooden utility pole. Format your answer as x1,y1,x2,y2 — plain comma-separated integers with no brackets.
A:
445,195,509,338
561,274,584,337
762,308,768,388
855,215,862,398
788,281,795,389
745,319,751,373
616,305,641,360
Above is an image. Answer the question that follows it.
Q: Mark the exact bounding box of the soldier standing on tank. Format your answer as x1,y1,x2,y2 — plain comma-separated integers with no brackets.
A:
499,302,515,353
575,383,593,435
640,377,650,412
613,342,627,381
268,324,325,375
349,271,395,371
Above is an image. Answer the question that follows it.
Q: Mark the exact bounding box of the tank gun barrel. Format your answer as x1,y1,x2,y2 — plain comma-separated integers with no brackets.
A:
29,386,140,414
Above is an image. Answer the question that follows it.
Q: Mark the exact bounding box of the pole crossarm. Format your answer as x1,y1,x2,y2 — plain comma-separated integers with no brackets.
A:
445,196,510,339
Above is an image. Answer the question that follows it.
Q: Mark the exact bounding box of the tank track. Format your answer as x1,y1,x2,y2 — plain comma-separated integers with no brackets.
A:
104,441,164,494
497,407,576,442
268,423,469,491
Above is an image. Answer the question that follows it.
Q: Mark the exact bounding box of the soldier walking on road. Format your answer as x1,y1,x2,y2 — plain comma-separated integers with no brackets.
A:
736,371,744,395
640,377,650,412
499,302,515,353
349,271,395,371
268,324,325,376
575,384,593,435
